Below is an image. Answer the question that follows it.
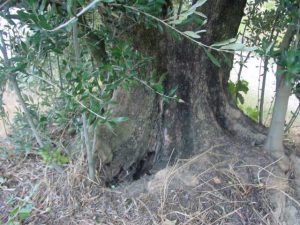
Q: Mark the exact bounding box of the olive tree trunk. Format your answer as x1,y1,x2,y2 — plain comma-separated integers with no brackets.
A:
93,0,266,183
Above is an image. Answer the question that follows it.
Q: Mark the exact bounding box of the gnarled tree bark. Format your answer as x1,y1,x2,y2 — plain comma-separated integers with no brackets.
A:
92,0,266,183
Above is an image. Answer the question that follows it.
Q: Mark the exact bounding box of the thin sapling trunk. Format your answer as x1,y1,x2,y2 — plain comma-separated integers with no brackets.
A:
264,23,297,156
72,22,96,181
82,112,95,181
0,31,44,148
10,76,45,148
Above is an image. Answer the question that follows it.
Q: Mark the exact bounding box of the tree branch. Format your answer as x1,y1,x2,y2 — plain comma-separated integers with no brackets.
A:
73,21,95,181
0,0,12,10
47,0,101,32
0,31,44,148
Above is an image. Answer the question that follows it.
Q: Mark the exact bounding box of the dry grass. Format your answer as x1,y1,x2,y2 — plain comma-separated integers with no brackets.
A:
0,143,299,225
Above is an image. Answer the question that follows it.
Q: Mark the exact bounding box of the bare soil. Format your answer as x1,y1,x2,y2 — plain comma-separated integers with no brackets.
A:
1,138,299,225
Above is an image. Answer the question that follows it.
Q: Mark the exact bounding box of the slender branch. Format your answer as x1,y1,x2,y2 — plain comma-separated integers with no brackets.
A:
235,51,251,102
82,112,95,180
0,32,9,61
258,8,281,124
72,23,81,63
258,56,269,124
112,3,235,54
279,25,297,51
80,129,84,156
177,0,183,18
0,0,11,10
32,73,106,120
275,23,297,89
73,21,95,181
47,0,102,32
45,1,250,55
133,77,182,101
284,103,300,133
91,126,97,155
35,63,105,110
48,53,53,79
56,55,63,89
264,92,275,125
10,75,44,148
235,2,259,102
0,31,44,148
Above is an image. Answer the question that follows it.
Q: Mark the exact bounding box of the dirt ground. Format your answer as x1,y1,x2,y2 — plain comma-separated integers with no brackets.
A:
1,138,299,225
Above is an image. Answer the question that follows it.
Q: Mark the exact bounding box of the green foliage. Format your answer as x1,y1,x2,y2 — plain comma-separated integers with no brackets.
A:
212,38,258,52
204,49,221,67
232,0,300,128
240,105,258,122
39,148,69,165
3,184,40,225
9,110,36,153
227,80,249,104
1,0,156,141
277,49,300,83
168,0,207,25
